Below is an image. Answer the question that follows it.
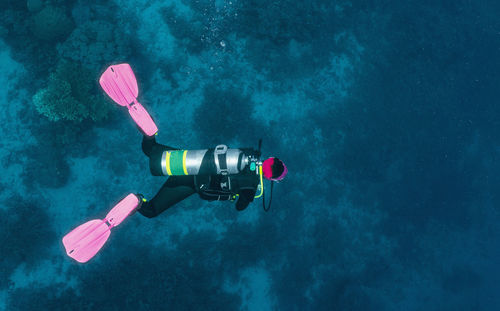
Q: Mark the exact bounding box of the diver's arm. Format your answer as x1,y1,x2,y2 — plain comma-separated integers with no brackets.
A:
235,195,250,211
235,188,256,211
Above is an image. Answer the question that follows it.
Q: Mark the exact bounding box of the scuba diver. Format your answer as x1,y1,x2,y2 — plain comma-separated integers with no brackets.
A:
62,63,287,263
138,134,287,217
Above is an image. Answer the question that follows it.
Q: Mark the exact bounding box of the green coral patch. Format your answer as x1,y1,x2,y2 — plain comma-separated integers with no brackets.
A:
33,60,111,122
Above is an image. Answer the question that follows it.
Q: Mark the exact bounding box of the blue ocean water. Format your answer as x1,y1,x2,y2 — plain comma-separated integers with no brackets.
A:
0,0,499,310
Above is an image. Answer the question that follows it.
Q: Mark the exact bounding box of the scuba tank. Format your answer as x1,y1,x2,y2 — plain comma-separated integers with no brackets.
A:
149,141,276,212
149,144,261,177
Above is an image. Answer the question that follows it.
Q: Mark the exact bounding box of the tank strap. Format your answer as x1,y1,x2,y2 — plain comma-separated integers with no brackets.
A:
214,145,228,175
214,145,230,190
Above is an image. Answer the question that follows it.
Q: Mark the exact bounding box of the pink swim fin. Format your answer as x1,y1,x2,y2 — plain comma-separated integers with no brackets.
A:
99,64,158,136
62,193,141,263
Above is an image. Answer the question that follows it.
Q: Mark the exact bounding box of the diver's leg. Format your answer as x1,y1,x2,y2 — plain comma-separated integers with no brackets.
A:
138,176,196,218
141,135,178,158
141,135,156,157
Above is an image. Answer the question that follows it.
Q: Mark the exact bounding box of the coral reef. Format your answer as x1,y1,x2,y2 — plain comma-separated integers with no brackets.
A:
57,20,131,69
1,0,499,310
31,5,73,42
33,59,110,122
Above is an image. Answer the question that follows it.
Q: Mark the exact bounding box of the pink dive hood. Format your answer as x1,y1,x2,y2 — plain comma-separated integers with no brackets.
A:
262,157,288,181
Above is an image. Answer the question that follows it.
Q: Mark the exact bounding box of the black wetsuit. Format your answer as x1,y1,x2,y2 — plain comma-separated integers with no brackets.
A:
138,136,260,218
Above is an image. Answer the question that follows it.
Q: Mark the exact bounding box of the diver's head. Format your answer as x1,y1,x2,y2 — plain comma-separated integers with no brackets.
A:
262,157,287,181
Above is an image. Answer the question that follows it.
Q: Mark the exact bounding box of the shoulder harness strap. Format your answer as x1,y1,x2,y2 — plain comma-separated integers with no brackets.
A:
214,145,230,191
